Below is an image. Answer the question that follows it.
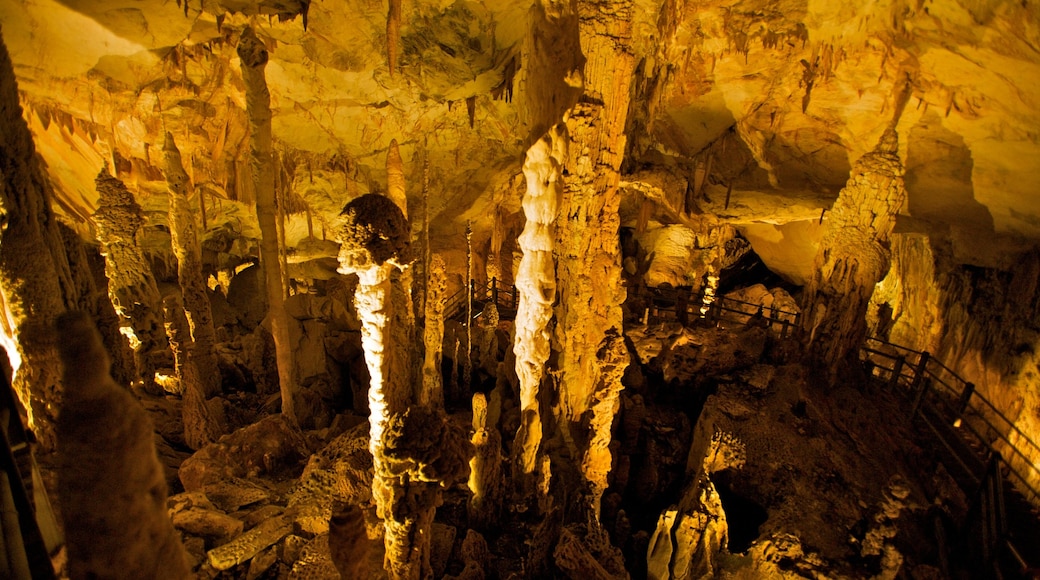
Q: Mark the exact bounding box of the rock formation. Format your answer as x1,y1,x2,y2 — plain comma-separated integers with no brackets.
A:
163,132,227,448
802,128,908,378
553,0,635,518
238,26,299,427
511,126,564,507
56,312,190,580
92,169,167,393
0,29,78,449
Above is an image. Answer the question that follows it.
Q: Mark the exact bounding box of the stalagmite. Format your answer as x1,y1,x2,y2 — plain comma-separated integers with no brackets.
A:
511,126,566,505
56,312,190,580
386,139,408,220
802,128,908,378
163,294,224,449
468,392,504,530
0,30,79,449
238,26,299,426
163,133,227,447
93,169,167,393
554,0,635,517
339,193,470,579
421,253,447,407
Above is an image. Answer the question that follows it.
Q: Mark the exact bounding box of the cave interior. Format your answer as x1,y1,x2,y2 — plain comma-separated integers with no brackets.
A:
0,0,1039,579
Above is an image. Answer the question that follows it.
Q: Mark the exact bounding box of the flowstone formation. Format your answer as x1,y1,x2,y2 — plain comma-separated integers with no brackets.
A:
802,128,908,379
56,312,190,580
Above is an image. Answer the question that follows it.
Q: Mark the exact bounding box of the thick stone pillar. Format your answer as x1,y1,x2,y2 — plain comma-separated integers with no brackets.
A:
339,193,471,580
93,169,167,393
802,128,908,378
553,0,635,517
0,30,78,448
238,26,299,427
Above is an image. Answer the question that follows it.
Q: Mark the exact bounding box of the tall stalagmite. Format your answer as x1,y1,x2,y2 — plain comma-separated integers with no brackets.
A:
238,26,298,426
93,169,167,393
802,128,908,378
56,312,191,580
420,253,447,408
339,192,472,579
163,132,226,447
554,0,635,516
0,30,78,448
511,126,566,506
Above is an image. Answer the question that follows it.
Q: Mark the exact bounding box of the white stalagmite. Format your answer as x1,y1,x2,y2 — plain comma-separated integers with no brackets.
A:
511,125,566,502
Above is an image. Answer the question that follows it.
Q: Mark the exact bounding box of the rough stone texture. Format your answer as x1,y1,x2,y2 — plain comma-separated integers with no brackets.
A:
0,29,78,449
56,312,191,580
420,253,447,407
552,0,635,518
238,25,300,428
801,129,907,378
467,392,504,530
179,415,308,492
164,293,226,449
92,169,167,392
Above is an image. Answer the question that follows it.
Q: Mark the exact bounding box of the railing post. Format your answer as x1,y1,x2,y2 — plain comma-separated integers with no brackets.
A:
958,382,975,418
889,356,905,390
910,351,931,417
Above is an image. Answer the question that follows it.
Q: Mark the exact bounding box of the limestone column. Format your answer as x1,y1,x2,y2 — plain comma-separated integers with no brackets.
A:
468,392,504,530
336,193,422,579
511,126,565,506
93,169,167,393
163,294,224,449
163,133,226,448
0,31,79,448
553,0,635,516
802,128,908,378
238,26,299,427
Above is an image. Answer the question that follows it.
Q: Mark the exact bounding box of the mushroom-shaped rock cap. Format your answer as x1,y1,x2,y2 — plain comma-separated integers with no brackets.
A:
337,193,409,272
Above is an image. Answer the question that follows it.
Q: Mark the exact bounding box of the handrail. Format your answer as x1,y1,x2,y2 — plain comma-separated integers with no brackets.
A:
860,339,1040,575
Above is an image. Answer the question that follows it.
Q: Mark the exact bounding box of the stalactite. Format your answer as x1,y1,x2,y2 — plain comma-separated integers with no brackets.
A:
386,139,408,219
93,169,167,393
387,0,402,76
0,31,79,449
238,26,299,427
553,0,636,521
56,312,191,580
163,133,227,448
511,126,565,508
802,128,908,379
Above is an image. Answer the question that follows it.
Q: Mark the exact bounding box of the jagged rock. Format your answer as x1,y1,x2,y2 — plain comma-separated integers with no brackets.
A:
246,545,279,580
207,513,295,571
179,415,308,492
172,507,244,543
430,523,457,579
202,479,270,512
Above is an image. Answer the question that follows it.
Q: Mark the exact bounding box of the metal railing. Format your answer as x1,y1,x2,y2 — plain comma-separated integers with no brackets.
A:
641,285,802,339
860,337,1039,576
445,278,519,322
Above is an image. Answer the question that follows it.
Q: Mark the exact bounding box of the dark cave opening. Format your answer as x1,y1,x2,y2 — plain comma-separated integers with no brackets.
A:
713,473,768,554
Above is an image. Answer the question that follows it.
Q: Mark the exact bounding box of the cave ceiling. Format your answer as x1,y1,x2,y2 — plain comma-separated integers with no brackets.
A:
1,0,1038,271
